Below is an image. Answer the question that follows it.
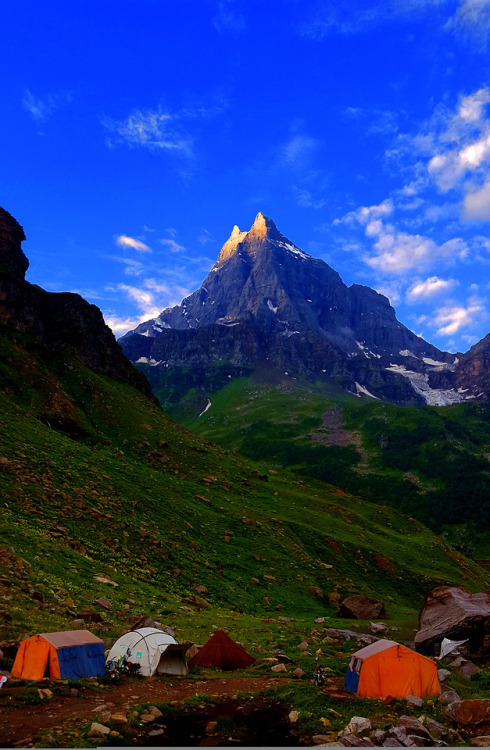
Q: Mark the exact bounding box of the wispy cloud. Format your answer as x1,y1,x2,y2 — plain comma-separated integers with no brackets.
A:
104,255,146,277
406,276,458,302
159,238,185,253
104,277,192,336
103,107,192,155
300,1,444,39
213,0,246,33
281,133,321,169
301,1,490,45
292,186,326,209
463,180,490,218
116,235,152,252
446,0,490,47
22,89,71,122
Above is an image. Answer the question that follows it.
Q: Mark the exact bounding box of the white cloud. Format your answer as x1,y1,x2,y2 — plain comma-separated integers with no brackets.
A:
433,296,487,336
159,238,185,253
363,221,468,274
22,89,71,121
110,278,190,319
104,312,158,337
116,283,159,312
337,201,468,275
425,88,490,191
458,87,490,122
406,276,458,302
373,280,404,305
446,0,490,46
103,108,192,155
116,235,152,253
463,180,490,218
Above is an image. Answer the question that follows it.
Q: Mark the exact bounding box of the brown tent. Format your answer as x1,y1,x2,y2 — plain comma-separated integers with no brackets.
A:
188,629,254,670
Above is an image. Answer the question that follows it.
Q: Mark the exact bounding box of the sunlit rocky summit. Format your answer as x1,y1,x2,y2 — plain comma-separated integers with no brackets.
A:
121,213,489,406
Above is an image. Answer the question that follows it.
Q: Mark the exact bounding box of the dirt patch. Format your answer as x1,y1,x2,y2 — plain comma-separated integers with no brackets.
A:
0,675,294,748
374,552,397,576
310,407,357,448
326,537,340,553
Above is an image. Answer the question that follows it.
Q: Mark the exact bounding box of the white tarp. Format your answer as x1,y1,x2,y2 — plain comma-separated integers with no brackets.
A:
106,627,188,676
437,637,469,660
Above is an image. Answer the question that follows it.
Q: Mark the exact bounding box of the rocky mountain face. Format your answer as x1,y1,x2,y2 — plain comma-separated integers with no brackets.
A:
0,206,152,397
122,213,484,407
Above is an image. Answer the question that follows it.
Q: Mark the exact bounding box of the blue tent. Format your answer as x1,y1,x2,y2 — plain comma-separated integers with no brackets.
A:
12,630,106,681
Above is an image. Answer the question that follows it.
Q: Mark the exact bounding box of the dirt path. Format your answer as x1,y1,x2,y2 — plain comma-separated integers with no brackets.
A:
0,675,293,747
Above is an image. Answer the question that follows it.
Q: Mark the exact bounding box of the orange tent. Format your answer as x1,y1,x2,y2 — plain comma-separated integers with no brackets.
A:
188,629,254,671
345,639,441,699
12,630,105,681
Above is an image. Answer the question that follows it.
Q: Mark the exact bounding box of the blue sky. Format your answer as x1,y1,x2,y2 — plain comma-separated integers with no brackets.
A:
2,0,490,352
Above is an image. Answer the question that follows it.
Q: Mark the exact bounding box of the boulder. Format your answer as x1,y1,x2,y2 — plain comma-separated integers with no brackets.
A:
340,717,372,736
271,663,287,672
396,716,431,740
404,695,423,708
437,669,450,683
369,622,389,635
425,719,446,738
415,586,490,658
340,734,374,746
440,688,460,705
129,614,161,630
381,739,403,747
448,656,480,679
338,596,387,620
471,737,490,746
88,722,110,737
446,699,490,728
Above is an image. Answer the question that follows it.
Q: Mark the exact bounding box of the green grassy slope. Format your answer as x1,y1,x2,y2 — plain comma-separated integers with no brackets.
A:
0,327,488,642
184,375,490,557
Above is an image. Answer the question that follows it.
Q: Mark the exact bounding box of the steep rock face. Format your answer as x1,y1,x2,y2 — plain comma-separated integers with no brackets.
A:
0,208,28,278
455,334,490,399
0,206,153,397
121,213,478,406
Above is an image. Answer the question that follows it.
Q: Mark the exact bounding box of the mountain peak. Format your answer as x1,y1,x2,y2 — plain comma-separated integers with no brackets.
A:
216,213,279,264
248,212,277,239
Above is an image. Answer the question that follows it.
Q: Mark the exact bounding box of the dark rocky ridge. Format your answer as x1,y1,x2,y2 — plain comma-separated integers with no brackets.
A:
122,213,483,406
0,206,153,398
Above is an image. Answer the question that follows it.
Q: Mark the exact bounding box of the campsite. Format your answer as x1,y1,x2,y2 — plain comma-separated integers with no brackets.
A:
2,603,490,748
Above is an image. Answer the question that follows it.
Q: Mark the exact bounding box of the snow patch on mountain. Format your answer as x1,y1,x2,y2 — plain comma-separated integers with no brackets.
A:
386,364,464,405
136,357,163,366
354,382,381,400
267,299,278,313
273,239,310,260
198,399,212,418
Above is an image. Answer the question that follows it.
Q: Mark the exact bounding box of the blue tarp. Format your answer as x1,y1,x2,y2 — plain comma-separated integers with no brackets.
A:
57,644,106,680
345,658,361,693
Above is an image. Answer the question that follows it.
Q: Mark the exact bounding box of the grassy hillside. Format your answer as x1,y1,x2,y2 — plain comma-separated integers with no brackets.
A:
1,326,488,644
183,375,490,558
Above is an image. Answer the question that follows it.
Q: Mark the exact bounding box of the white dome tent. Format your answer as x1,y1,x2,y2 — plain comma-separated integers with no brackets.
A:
107,628,189,676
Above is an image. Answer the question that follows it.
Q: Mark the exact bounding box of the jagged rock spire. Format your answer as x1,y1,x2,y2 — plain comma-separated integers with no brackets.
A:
216,212,279,264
